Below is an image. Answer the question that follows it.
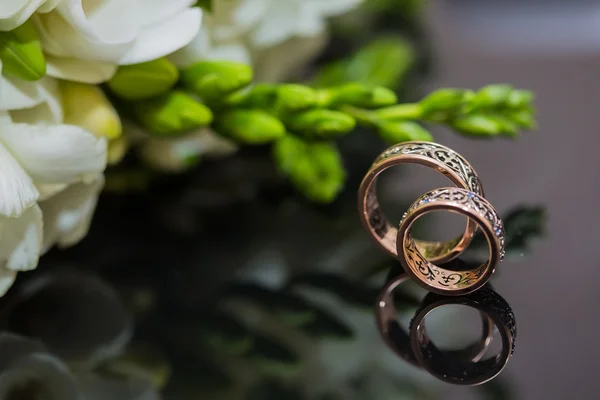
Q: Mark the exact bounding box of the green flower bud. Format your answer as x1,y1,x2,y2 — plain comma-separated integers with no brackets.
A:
376,121,433,143
107,58,179,100
326,83,397,108
452,114,504,136
0,19,45,81
225,83,277,108
276,84,318,111
181,61,253,99
419,88,470,117
60,81,122,139
273,136,345,203
471,84,513,108
216,109,285,144
288,109,356,139
132,90,213,137
508,109,536,129
507,90,534,109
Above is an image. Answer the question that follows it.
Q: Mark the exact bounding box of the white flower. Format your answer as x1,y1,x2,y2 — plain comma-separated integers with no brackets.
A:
35,0,203,83
0,0,60,31
232,0,363,48
0,62,107,296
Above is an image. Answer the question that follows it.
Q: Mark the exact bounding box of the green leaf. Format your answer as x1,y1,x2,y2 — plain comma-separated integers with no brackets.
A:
287,109,356,139
246,335,301,375
181,61,253,99
0,19,45,81
301,307,354,340
376,120,433,143
132,90,213,137
273,136,346,203
222,283,317,327
313,37,414,88
215,109,286,144
289,273,420,311
107,58,179,100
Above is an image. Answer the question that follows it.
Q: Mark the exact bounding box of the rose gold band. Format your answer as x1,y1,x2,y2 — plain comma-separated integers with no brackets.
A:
397,187,505,295
358,141,484,264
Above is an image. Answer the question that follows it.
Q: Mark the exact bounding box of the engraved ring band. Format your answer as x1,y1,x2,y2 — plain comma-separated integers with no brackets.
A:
358,141,484,264
397,187,505,295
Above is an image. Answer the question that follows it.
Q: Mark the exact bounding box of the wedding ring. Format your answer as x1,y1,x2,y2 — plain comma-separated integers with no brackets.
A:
358,141,484,264
376,271,493,366
410,286,516,385
397,187,505,295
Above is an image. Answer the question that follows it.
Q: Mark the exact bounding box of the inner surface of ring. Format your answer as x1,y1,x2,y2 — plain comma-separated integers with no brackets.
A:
403,232,489,292
365,182,478,262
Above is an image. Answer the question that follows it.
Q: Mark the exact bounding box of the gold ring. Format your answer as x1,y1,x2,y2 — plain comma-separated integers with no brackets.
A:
397,187,505,295
358,141,484,264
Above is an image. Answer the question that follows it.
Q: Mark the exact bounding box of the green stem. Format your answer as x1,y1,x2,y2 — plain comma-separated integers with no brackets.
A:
374,103,422,120
339,105,379,126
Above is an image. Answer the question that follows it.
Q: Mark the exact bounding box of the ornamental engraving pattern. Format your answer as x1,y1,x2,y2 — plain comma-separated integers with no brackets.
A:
376,142,483,195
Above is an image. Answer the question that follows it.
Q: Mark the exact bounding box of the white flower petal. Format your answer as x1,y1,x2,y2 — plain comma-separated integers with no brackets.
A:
38,0,62,13
254,34,327,82
0,1,29,18
39,3,139,62
10,77,63,124
40,177,103,250
143,0,197,26
0,123,107,184
36,182,68,201
119,7,202,65
230,0,269,28
207,43,252,64
168,26,211,67
308,0,364,16
295,6,327,37
0,267,16,297
251,4,302,48
0,0,45,31
0,76,44,111
0,204,42,271
46,55,117,84
0,142,39,217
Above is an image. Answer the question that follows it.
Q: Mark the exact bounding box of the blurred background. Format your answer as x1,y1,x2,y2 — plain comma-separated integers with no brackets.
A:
426,1,600,398
1,1,597,399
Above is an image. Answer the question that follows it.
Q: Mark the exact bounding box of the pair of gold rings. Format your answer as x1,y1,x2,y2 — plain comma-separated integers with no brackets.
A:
358,141,505,295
